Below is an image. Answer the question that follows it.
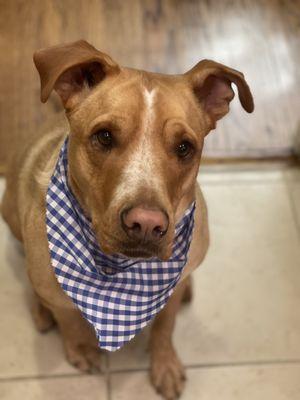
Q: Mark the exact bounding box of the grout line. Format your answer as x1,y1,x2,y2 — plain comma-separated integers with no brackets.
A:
2,359,300,384
107,358,300,375
185,359,300,370
0,372,95,383
1,359,300,384
0,354,109,385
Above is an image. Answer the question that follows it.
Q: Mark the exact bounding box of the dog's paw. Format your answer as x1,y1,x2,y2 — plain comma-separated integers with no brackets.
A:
65,342,102,373
150,345,186,399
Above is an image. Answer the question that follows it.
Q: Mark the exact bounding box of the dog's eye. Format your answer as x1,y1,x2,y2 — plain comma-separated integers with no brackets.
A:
92,130,113,150
176,141,194,159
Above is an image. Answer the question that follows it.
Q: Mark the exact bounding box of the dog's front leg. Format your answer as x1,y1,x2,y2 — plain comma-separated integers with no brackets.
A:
23,217,102,373
149,278,189,399
51,306,102,373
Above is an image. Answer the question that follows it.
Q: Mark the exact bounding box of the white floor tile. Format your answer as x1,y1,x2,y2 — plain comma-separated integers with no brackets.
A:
175,180,300,364
110,364,300,400
0,375,107,400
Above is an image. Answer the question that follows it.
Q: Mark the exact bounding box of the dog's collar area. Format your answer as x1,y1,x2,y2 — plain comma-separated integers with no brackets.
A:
46,138,196,351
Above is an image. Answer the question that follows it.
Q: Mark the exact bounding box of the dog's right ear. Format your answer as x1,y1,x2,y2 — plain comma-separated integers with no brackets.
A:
33,40,120,110
184,59,254,130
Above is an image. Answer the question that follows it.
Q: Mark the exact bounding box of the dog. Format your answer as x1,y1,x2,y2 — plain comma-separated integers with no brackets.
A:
1,40,253,399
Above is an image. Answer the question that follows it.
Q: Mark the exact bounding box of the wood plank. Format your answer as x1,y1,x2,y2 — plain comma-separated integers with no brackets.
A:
0,0,299,171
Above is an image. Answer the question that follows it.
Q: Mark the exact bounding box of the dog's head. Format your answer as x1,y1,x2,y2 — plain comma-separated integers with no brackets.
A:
34,40,253,260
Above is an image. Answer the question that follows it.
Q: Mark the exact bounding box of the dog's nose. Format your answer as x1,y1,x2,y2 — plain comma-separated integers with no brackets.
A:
121,207,169,241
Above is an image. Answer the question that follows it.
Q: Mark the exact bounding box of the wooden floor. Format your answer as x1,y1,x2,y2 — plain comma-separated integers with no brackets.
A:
0,0,299,171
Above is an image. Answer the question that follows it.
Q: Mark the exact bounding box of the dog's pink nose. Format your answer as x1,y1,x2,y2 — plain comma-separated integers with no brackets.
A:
121,207,169,241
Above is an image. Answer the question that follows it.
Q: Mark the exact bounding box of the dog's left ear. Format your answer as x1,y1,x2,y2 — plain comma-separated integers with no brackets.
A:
184,60,254,130
33,40,120,110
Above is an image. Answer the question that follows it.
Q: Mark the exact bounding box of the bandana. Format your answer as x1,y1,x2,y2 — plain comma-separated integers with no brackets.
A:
46,139,196,351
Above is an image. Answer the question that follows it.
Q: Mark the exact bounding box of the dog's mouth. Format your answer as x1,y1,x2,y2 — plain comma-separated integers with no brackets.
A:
105,240,171,260
97,232,173,261
118,247,157,259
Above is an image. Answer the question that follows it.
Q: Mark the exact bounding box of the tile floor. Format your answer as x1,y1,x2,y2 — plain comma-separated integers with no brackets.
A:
0,164,299,399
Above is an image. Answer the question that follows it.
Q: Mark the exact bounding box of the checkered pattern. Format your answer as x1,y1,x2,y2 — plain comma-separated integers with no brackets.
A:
46,139,196,351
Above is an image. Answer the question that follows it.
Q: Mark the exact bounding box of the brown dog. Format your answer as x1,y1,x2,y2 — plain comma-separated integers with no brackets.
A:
1,40,253,399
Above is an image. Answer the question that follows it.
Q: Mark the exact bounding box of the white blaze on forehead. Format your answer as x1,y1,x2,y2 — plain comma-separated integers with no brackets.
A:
113,87,163,205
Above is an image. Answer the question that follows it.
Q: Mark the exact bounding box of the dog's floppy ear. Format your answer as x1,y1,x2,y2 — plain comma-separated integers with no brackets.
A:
185,60,254,129
33,40,120,109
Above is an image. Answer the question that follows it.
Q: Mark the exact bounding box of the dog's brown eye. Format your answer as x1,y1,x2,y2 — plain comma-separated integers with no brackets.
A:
176,141,194,159
92,130,113,150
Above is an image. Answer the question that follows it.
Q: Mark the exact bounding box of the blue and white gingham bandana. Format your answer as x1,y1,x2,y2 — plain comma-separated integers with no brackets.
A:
46,139,196,351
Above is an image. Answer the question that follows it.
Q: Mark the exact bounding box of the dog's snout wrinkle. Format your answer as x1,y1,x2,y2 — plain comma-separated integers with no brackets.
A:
121,206,169,243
